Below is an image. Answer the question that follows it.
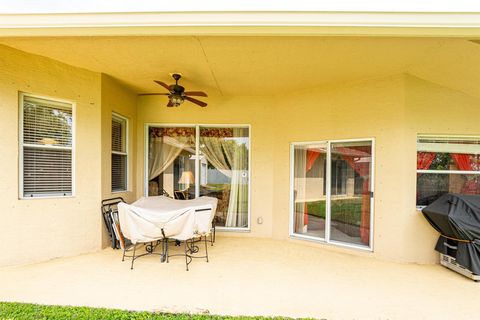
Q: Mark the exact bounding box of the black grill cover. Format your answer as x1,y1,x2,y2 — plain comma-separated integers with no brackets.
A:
422,193,480,275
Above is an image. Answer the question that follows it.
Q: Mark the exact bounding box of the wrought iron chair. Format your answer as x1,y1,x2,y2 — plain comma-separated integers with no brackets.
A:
117,202,167,270
101,197,126,249
165,208,211,271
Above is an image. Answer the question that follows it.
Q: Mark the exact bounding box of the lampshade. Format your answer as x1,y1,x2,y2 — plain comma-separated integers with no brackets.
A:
178,171,194,185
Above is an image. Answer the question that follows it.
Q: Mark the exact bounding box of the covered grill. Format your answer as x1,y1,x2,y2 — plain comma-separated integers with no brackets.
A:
422,193,480,279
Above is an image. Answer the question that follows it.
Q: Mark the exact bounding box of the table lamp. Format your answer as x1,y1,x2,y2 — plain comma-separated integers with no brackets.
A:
178,171,194,190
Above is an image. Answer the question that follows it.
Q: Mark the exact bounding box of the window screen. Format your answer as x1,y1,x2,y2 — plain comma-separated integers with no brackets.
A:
111,114,127,192
21,95,73,198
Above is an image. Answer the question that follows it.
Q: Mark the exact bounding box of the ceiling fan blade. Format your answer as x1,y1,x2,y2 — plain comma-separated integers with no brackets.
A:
185,96,207,107
167,101,174,107
154,80,172,91
139,93,170,96
184,91,208,97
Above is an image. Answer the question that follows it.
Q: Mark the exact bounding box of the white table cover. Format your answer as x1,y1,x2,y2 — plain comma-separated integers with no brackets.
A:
118,196,217,244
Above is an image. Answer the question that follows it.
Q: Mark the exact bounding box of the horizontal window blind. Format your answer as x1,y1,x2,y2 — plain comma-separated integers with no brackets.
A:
112,114,127,192
112,117,125,153
21,95,73,198
112,153,127,192
23,148,72,196
417,135,480,155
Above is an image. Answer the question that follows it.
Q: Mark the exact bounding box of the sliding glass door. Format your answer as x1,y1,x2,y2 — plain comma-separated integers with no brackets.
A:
291,139,374,249
292,143,327,239
329,141,373,247
147,125,250,229
199,127,249,228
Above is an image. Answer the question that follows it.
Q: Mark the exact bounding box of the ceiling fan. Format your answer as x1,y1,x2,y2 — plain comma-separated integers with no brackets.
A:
140,73,208,107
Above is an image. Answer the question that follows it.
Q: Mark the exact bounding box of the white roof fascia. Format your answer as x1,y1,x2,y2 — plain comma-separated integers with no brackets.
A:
1,11,480,28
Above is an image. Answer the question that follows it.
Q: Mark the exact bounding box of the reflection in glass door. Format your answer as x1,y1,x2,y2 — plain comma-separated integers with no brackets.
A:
291,139,374,249
199,127,250,228
292,143,327,239
330,141,373,247
147,127,196,199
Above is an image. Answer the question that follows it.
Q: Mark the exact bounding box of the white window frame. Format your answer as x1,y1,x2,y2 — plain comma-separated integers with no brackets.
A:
111,112,129,193
18,92,76,199
416,134,480,210
289,138,375,252
144,123,252,232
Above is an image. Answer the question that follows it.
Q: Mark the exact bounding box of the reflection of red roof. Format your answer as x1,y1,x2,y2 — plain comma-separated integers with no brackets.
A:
305,147,327,153
333,146,371,158
356,157,372,163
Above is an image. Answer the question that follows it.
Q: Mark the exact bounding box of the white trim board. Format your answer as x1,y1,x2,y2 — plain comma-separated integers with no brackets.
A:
3,1,480,14
3,12,480,37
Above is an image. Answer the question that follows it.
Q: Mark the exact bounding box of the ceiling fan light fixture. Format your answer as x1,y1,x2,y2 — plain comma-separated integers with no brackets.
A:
169,94,184,107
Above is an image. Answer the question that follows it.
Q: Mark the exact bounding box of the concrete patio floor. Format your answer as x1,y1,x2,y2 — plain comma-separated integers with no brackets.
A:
0,236,479,320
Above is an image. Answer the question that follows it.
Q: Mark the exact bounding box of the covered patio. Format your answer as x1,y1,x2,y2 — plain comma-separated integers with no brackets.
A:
1,236,479,320
2,35,480,268
2,7,480,320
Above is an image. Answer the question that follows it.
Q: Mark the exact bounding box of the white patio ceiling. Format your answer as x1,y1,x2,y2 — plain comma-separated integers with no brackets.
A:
1,36,479,97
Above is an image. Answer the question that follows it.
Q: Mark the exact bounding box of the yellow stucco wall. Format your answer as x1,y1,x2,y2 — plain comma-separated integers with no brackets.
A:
278,75,479,264
100,75,137,203
0,45,139,266
100,74,137,247
402,75,480,262
272,75,429,262
0,44,103,266
282,75,480,264
137,74,480,264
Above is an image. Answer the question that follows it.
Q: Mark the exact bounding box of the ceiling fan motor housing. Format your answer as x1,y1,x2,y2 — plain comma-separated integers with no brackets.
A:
172,84,185,94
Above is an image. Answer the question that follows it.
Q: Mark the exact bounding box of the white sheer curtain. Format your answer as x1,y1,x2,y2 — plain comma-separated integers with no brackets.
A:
200,137,232,178
294,148,307,233
225,128,248,227
149,135,191,180
200,128,249,228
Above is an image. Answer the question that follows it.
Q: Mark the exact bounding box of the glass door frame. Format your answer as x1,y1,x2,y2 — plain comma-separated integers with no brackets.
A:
289,138,375,251
144,123,252,232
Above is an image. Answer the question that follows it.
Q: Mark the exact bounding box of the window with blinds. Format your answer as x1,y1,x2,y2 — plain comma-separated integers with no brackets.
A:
20,95,74,198
112,114,128,192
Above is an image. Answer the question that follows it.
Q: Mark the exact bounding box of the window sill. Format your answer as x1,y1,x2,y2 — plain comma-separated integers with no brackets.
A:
19,195,75,200
112,190,129,194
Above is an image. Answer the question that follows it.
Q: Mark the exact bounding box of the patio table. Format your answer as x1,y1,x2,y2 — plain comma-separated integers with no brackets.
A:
118,196,217,262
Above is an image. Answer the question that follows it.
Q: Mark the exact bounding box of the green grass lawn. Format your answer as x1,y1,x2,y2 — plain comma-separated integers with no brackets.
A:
304,197,363,226
0,302,314,320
